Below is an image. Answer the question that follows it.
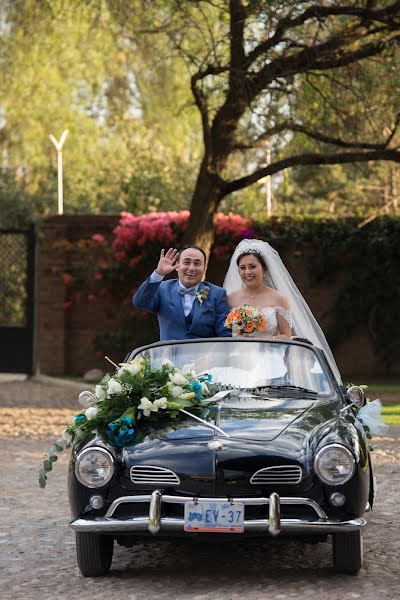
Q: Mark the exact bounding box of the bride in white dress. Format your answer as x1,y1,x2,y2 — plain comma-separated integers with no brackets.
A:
223,239,341,383
226,251,292,339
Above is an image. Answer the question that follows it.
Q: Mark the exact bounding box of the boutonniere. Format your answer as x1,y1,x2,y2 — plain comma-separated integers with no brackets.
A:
195,286,210,305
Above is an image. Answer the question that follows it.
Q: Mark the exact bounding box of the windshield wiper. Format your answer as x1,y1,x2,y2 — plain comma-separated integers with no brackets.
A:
251,384,318,396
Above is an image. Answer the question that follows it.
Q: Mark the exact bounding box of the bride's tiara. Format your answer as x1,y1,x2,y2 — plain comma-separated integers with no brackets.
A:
238,248,263,258
237,248,268,268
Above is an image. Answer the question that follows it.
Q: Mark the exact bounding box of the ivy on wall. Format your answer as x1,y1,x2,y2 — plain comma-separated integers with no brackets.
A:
254,215,400,369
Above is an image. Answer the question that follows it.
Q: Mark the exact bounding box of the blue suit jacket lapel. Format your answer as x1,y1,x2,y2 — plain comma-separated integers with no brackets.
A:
171,280,185,321
189,283,205,331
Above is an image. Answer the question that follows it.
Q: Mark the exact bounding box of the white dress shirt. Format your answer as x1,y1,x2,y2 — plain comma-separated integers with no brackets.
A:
149,271,200,316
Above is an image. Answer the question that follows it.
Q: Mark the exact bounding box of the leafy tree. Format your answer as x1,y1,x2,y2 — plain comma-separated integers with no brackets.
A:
276,54,400,217
105,0,400,252
0,0,200,224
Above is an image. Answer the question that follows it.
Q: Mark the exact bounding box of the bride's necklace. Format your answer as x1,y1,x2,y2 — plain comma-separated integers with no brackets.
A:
247,287,265,300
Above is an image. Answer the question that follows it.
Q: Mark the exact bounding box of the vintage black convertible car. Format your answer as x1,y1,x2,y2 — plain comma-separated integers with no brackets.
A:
69,338,373,576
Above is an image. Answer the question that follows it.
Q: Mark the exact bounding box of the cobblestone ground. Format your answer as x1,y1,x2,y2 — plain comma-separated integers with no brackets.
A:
0,377,399,600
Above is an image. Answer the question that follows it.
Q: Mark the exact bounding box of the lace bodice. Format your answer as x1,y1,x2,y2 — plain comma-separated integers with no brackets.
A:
263,306,292,335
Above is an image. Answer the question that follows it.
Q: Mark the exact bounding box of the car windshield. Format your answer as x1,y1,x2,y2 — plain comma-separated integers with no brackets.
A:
131,340,334,396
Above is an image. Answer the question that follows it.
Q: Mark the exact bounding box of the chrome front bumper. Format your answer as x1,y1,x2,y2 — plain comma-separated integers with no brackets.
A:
70,491,369,536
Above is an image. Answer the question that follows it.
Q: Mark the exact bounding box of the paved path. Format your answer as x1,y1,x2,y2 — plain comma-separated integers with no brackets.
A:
0,377,399,599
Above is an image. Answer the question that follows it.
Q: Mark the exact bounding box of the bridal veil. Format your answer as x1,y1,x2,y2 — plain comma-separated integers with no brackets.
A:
223,239,342,383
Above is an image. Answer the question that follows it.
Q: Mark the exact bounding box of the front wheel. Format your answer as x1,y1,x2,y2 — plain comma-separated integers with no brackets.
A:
76,532,114,577
332,531,363,574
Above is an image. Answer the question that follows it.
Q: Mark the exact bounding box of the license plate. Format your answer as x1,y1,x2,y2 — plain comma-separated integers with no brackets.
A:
184,501,244,533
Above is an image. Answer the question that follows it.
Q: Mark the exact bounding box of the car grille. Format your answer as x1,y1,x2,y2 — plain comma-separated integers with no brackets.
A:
250,465,302,485
130,465,180,485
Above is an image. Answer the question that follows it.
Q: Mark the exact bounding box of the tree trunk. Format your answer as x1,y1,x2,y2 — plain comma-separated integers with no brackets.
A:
184,156,224,258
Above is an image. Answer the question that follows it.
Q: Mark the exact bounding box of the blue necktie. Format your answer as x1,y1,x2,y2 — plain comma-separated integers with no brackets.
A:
178,286,197,296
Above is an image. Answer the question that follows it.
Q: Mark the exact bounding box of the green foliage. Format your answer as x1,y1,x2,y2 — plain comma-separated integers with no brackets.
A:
382,404,400,426
0,0,200,226
253,215,400,369
1,1,400,229
38,440,64,489
276,54,400,218
323,217,400,368
366,384,400,393
39,353,214,487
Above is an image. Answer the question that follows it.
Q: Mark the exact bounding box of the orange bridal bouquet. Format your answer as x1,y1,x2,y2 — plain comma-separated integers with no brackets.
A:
225,304,266,336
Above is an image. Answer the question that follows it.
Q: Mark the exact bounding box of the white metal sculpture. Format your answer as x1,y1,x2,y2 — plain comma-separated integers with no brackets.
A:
49,129,69,215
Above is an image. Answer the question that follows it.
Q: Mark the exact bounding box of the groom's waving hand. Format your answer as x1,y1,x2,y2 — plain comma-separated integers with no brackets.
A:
132,246,231,341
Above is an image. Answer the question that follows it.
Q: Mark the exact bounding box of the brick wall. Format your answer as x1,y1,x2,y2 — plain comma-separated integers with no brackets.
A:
35,215,399,379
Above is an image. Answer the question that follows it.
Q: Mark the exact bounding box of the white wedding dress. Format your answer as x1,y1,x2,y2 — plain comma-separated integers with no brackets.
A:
232,306,291,383
235,306,292,337
223,239,342,383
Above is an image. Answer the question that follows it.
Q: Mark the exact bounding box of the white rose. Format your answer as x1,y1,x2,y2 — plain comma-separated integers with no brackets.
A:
85,406,98,420
178,392,195,401
153,397,168,410
169,372,187,386
95,385,107,401
118,361,141,376
162,359,174,368
107,378,123,396
171,385,184,398
127,362,140,376
138,396,153,417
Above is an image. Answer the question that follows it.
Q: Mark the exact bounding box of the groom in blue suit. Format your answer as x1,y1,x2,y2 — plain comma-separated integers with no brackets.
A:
132,246,231,340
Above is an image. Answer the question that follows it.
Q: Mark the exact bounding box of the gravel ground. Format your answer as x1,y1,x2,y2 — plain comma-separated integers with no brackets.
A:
0,377,399,600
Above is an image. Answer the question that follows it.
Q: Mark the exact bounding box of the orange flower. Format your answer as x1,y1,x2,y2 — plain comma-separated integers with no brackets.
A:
244,321,255,333
259,319,266,331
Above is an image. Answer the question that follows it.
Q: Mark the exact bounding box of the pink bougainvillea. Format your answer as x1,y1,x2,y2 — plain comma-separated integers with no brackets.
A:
113,211,190,251
214,212,255,240
112,210,254,255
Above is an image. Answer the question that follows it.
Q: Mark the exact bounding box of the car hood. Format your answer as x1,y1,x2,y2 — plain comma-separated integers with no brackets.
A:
148,396,335,443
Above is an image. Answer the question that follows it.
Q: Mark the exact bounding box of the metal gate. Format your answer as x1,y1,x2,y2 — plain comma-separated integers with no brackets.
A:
0,227,35,373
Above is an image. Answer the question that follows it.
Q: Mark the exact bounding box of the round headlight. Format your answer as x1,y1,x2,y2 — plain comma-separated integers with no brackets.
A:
314,444,355,486
75,447,114,488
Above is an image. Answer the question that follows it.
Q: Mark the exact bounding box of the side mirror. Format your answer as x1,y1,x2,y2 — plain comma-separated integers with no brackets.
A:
347,386,365,408
340,385,365,414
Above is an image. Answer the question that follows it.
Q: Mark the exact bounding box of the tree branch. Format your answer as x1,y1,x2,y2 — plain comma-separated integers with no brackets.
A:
190,72,212,152
249,31,400,101
229,0,246,70
223,149,400,196
233,121,394,151
246,1,400,66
